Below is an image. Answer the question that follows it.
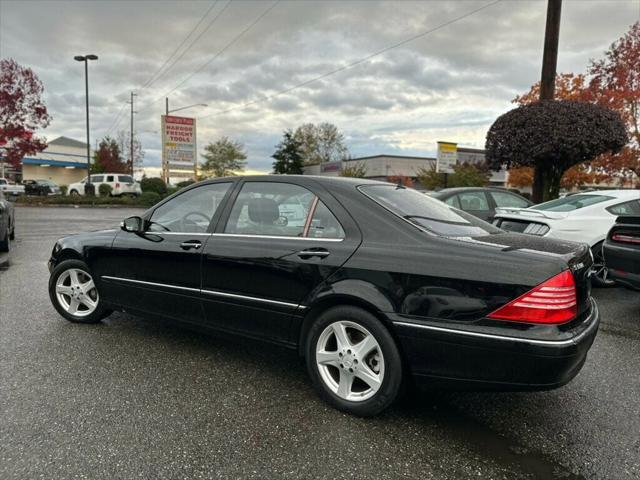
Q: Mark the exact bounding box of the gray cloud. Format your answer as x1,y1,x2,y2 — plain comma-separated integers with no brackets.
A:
1,0,638,172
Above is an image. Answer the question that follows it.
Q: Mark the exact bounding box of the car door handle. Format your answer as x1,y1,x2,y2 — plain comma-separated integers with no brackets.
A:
180,240,202,250
296,248,330,259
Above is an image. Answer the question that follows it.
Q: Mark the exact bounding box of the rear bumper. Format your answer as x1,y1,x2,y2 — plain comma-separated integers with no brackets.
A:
604,241,640,290
392,298,599,391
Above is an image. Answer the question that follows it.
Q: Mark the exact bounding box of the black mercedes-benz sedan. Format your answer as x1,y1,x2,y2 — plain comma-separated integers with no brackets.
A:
48,176,599,416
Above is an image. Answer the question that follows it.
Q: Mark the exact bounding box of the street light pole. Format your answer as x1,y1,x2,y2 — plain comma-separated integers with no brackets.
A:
130,92,137,176
540,0,562,101
74,54,98,193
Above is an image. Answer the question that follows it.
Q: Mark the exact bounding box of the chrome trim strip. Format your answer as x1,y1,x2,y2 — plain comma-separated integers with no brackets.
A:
100,275,305,310
148,232,212,236
393,309,599,347
201,288,302,309
101,275,200,293
210,233,344,242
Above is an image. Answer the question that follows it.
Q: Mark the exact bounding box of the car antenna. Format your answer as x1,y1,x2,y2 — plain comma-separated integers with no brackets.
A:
395,181,406,190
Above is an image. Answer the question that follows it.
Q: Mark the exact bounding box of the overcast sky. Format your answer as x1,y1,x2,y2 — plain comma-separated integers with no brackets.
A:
1,0,639,173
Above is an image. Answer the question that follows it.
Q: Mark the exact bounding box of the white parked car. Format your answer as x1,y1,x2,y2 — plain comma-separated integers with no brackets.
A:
493,189,640,286
68,173,142,197
0,178,25,196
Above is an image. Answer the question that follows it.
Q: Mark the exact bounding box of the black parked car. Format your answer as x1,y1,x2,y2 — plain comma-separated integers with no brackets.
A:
48,176,599,416
0,190,15,252
430,187,532,222
603,216,640,290
23,179,61,196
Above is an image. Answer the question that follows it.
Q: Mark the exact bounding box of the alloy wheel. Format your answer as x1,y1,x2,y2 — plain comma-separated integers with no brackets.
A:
591,246,615,286
55,268,99,317
315,321,384,402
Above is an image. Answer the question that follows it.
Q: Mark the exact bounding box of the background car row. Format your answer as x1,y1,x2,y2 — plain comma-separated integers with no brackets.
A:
0,173,142,198
432,187,640,289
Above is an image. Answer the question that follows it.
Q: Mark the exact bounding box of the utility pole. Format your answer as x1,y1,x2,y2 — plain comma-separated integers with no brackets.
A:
129,92,137,176
540,0,562,100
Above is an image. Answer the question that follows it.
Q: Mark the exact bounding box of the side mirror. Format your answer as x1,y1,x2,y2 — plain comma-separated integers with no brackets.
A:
121,216,144,233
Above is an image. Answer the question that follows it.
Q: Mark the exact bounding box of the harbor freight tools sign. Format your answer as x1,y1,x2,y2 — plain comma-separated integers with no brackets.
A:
161,115,197,179
436,141,458,174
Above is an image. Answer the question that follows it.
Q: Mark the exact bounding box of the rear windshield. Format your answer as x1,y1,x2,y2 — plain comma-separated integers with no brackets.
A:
533,194,613,212
359,185,501,237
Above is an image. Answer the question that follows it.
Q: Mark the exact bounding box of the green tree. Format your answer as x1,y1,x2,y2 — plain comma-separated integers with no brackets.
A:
416,162,491,190
293,123,349,165
272,130,304,174
486,101,628,202
201,137,247,177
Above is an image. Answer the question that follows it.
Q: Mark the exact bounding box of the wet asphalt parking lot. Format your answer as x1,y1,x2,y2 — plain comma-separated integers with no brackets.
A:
1,206,639,480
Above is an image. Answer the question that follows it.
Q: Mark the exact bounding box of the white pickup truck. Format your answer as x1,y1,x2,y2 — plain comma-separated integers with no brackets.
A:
0,178,25,196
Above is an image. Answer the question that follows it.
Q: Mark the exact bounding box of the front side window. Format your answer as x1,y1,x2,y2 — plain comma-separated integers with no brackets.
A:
490,191,529,208
148,183,231,233
534,194,613,212
444,195,460,209
359,185,501,237
224,182,344,238
91,175,104,183
458,191,489,211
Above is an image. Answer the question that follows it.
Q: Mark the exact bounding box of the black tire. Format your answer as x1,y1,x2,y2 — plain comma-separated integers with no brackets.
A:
590,242,616,288
48,259,111,324
70,190,79,197
305,306,403,417
0,227,10,252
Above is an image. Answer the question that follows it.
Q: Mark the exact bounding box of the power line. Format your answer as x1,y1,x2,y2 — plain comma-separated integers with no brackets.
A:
103,0,225,136
140,0,221,91
139,0,280,114
198,0,501,120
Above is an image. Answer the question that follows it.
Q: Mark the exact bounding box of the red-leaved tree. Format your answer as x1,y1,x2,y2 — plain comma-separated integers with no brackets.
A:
0,58,51,168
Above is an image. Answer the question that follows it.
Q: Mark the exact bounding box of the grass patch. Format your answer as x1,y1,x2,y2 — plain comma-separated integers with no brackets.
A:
15,193,161,208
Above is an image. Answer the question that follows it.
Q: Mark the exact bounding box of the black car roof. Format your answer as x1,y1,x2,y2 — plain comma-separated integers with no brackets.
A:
432,187,519,197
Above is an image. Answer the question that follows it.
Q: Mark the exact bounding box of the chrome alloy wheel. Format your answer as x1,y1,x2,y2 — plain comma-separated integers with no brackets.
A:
55,268,99,317
315,321,385,402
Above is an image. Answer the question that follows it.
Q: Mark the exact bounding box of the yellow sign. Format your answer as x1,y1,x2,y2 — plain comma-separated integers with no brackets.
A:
436,141,458,174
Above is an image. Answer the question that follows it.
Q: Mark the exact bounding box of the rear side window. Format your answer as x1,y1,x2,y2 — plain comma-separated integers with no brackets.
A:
458,191,489,211
106,175,114,182
119,175,133,183
607,200,640,215
490,191,529,208
534,194,613,212
224,182,344,239
359,185,501,237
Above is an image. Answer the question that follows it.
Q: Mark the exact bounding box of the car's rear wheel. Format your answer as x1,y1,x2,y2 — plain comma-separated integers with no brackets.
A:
48,259,110,323
591,242,616,288
305,306,403,416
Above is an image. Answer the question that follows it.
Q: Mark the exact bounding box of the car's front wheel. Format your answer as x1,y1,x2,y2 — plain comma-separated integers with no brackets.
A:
48,259,111,323
305,306,403,416
69,189,79,197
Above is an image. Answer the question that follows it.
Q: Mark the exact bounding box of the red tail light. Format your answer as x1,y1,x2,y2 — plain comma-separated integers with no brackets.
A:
612,233,640,245
487,270,577,324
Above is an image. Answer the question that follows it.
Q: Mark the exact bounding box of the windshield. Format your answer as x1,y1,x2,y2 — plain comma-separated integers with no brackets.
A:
533,194,613,212
359,185,501,237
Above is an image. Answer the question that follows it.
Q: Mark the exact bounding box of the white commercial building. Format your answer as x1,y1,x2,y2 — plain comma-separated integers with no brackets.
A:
21,136,91,186
303,146,507,188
